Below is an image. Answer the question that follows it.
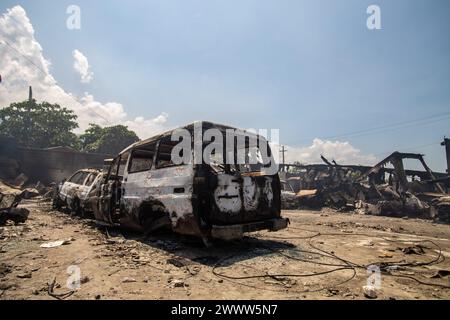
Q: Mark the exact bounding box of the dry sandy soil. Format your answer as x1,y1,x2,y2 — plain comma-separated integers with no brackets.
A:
1,198,450,300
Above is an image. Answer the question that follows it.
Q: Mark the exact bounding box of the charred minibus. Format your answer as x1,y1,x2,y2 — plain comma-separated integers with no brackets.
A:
91,121,288,242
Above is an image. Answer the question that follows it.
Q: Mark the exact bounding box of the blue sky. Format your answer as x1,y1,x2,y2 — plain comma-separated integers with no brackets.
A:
1,0,449,171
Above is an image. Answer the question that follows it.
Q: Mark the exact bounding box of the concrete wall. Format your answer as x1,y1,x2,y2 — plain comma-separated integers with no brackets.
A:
0,138,111,185
17,147,111,184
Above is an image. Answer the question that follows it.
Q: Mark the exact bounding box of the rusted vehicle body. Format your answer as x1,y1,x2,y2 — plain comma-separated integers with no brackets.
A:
280,180,300,209
91,121,288,241
56,168,104,215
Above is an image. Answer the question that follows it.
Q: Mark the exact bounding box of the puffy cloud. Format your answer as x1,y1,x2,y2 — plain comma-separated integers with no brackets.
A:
72,49,93,83
0,5,170,138
124,112,170,139
285,138,377,166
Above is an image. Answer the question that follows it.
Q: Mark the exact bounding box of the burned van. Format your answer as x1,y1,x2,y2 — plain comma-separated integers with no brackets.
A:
91,121,288,242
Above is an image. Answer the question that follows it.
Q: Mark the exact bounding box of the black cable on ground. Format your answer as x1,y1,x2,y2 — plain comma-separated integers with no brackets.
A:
212,250,358,294
258,226,450,289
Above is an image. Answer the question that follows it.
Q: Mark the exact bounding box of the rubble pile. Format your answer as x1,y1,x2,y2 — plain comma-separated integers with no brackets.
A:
0,179,29,225
282,152,450,223
0,173,54,225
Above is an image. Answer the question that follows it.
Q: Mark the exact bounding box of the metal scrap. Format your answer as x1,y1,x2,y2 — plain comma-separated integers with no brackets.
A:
281,152,450,222
0,180,30,225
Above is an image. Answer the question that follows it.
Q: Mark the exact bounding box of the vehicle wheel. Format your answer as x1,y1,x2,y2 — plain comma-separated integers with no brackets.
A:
201,235,213,248
71,199,83,216
52,197,62,210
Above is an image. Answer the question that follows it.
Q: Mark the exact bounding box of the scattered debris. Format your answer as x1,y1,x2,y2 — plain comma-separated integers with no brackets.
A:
34,181,47,195
16,271,32,279
1,180,24,210
12,173,28,188
168,278,186,288
0,208,29,225
187,266,201,276
323,288,340,297
122,277,137,283
47,277,74,300
167,258,186,268
105,237,126,244
0,263,12,278
429,269,450,279
40,238,72,248
0,281,16,291
401,245,426,255
362,285,378,299
378,251,394,258
0,178,55,225
80,276,90,284
21,188,40,199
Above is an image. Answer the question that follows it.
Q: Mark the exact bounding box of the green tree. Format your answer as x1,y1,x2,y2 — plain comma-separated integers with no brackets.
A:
0,100,80,149
80,124,139,154
79,123,103,148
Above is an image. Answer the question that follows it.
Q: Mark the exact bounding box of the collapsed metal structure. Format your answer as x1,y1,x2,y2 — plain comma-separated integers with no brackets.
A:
281,151,450,222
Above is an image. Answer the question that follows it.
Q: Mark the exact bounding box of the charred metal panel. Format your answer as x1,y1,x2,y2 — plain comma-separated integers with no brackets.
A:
206,172,281,226
121,164,197,234
57,169,103,213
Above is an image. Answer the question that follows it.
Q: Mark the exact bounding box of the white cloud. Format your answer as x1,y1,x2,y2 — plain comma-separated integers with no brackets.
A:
72,49,93,83
123,112,170,139
0,5,170,139
285,138,377,166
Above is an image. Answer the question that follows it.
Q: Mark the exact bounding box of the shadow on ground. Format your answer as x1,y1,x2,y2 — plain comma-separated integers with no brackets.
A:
101,225,294,267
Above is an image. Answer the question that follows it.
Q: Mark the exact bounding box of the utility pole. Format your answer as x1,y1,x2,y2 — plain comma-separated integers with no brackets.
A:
441,137,450,175
280,145,287,172
24,86,33,146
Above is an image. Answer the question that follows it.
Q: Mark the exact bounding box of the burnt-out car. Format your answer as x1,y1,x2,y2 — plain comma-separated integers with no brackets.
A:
90,121,288,242
280,180,300,209
55,168,104,215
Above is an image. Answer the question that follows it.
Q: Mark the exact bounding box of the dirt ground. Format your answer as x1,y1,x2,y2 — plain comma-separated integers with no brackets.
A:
1,198,450,300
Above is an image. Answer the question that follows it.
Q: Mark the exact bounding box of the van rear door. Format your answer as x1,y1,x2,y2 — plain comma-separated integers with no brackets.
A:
206,171,281,225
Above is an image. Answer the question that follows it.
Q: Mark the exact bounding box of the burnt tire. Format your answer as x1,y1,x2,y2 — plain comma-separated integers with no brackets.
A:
52,197,63,210
71,198,83,217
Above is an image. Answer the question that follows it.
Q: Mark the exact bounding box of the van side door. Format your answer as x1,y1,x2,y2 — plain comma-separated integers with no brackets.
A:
97,157,120,224
120,143,157,229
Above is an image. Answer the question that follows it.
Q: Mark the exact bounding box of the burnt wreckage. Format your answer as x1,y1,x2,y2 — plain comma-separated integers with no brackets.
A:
55,168,104,216
281,152,450,222
0,180,29,225
88,121,288,241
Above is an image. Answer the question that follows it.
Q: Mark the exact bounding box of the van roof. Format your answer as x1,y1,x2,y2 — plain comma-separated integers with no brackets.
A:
78,168,102,174
118,121,266,155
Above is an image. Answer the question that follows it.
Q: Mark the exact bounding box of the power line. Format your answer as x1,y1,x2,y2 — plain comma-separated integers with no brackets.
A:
1,39,50,77
329,113,450,140
333,113,450,140
293,111,450,144
373,140,442,158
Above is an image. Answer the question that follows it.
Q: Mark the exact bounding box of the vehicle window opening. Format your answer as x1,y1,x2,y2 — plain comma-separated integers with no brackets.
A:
205,134,272,174
69,172,89,185
85,173,98,186
68,172,82,183
128,143,156,173
156,136,183,169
